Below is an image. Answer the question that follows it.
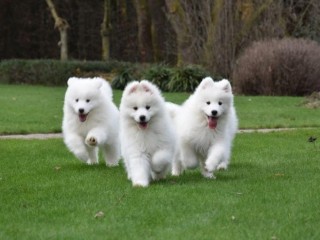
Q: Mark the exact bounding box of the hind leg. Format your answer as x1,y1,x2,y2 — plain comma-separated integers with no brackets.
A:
151,150,172,180
101,142,120,167
180,141,198,169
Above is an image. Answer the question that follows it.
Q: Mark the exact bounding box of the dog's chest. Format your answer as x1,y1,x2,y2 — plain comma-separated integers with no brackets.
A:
189,128,215,157
136,130,168,154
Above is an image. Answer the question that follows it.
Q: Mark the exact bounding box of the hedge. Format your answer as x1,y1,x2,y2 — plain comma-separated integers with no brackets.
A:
0,59,213,92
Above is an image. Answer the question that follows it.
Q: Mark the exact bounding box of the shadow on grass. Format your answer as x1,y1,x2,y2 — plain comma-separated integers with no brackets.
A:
55,160,258,188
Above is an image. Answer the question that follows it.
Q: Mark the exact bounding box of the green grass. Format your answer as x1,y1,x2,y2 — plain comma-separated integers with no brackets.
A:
1,129,320,239
0,84,187,134
235,96,320,129
1,84,320,134
1,84,320,239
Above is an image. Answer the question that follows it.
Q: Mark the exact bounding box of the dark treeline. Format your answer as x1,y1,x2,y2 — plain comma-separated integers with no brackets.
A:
1,0,320,77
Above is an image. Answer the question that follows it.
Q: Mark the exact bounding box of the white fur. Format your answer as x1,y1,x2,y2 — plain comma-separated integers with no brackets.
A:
62,77,120,166
169,77,238,179
120,80,176,187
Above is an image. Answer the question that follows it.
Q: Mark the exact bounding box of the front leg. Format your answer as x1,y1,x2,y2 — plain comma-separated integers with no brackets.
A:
204,143,225,174
200,159,216,179
85,145,99,165
129,155,151,187
85,128,108,147
85,129,105,165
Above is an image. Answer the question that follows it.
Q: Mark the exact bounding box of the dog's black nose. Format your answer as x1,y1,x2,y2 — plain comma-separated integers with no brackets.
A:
139,115,146,122
211,110,218,116
79,108,84,114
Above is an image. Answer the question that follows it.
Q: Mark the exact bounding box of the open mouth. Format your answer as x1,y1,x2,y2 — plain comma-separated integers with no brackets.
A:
138,121,148,129
79,113,88,122
207,115,218,129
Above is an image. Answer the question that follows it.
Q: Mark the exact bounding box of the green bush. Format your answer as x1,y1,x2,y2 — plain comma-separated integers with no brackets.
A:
0,60,215,92
111,67,137,90
0,59,128,86
167,65,210,92
142,64,173,91
232,38,320,96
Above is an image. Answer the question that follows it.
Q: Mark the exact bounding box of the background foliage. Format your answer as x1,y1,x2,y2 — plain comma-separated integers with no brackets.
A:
232,38,320,96
1,0,320,79
0,60,211,92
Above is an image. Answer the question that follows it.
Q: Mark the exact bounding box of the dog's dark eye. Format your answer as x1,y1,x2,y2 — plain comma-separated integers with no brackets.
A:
146,105,150,110
75,99,79,102
206,101,210,105
86,99,90,103
133,107,138,111
218,101,222,105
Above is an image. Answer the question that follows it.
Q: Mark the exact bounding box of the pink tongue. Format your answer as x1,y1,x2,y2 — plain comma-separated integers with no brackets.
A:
79,114,87,122
208,117,218,129
139,122,148,129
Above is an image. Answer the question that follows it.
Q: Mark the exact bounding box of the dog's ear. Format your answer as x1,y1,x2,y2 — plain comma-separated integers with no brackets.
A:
140,80,153,94
92,77,103,89
219,79,232,93
198,77,214,90
67,77,78,86
126,81,139,95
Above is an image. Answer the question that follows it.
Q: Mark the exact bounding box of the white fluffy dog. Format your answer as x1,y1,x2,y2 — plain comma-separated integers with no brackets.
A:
119,80,176,187
62,77,120,166
168,77,238,179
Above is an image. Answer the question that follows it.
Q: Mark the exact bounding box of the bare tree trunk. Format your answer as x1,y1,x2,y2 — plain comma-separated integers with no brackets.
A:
165,0,187,65
101,0,111,61
133,0,154,62
165,0,211,66
45,0,69,60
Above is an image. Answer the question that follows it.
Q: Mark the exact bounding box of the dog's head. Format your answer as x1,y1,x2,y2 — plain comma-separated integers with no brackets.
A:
65,77,104,122
194,77,233,129
120,80,163,130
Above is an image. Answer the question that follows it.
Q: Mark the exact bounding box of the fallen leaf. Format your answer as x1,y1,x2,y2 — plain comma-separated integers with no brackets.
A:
94,211,105,219
54,166,61,171
274,173,284,177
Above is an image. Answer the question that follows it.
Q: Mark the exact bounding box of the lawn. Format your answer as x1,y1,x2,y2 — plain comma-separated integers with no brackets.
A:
1,84,320,134
0,130,319,239
0,84,320,239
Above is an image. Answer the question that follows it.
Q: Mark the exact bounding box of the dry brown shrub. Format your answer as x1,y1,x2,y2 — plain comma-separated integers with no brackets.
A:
232,38,320,96
303,92,320,109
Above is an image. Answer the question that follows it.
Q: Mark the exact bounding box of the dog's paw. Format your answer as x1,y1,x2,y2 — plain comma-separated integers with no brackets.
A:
204,161,217,173
172,164,183,176
106,162,119,167
86,136,98,146
217,162,228,171
86,159,98,165
202,170,216,179
171,169,182,176
132,181,149,188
